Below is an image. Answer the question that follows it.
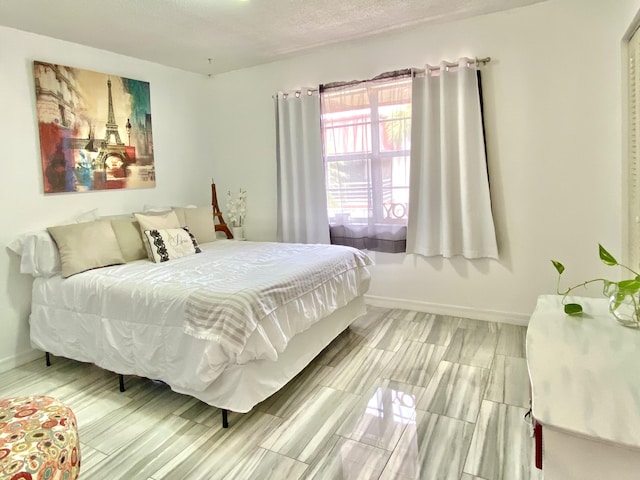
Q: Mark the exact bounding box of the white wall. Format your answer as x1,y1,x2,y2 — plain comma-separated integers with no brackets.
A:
0,27,212,371
208,0,640,324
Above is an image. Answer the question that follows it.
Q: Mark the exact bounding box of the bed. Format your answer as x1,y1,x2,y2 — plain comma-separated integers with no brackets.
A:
26,237,372,426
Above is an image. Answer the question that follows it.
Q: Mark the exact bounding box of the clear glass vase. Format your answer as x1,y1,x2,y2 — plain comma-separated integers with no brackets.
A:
608,288,640,328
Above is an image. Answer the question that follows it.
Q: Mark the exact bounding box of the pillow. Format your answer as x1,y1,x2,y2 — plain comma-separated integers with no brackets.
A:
173,206,216,244
170,205,198,227
47,220,126,278
111,218,147,262
63,208,100,224
142,205,171,213
134,211,181,259
134,210,181,230
8,209,102,277
7,230,61,277
143,227,201,263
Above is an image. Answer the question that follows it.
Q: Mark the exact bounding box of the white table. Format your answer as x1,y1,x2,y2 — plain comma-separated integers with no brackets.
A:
527,295,640,480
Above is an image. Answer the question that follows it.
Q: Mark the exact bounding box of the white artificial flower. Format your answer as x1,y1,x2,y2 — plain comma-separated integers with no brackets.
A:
226,188,247,227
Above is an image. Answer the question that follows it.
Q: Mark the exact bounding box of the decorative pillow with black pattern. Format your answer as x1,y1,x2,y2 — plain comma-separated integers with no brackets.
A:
143,227,202,263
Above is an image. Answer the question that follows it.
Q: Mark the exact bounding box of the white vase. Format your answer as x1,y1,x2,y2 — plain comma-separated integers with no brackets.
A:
232,226,245,240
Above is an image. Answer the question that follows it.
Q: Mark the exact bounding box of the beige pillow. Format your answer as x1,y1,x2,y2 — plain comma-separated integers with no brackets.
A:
111,218,147,262
47,220,125,278
173,206,216,244
173,208,187,228
134,211,181,259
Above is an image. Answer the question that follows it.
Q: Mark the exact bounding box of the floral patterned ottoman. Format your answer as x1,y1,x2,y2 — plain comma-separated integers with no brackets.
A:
0,396,80,480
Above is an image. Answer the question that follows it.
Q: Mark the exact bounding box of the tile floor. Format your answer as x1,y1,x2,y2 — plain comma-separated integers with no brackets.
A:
0,306,542,480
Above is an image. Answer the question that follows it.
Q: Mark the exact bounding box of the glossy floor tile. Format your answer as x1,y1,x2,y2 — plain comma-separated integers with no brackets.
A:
154,411,281,480
82,414,211,479
411,314,460,346
496,324,527,358
302,435,391,480
349,305,391,337
257,362,334,418
464,400,542,480
444,327,498,369
457,318,500,332
484,355,530,408
379,409,475,480
321,345,396,394
260,386,360,463
337,379,425,450
0,306,540,480
226,447,308,480
384,340,447,387
313,328,364,367
362,316,414,352
417,360,489,423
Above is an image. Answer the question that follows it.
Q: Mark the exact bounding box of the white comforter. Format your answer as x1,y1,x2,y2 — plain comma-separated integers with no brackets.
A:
30,240,372,394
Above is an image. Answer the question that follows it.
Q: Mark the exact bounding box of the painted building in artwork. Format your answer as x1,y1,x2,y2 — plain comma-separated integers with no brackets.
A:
34,62,82,128
33,62,84,192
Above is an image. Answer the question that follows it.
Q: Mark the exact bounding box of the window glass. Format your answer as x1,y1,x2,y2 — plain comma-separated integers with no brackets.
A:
321,77,411,251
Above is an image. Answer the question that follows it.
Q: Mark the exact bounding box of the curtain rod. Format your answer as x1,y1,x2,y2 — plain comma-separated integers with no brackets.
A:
274,57,493,96
413,56,491,74
320,57,491,91
321,69,412,91
272,88,317,99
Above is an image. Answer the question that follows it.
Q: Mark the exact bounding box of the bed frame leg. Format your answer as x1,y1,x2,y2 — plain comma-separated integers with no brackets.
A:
222,409,229,428
45,352,51,367
119,374,126,392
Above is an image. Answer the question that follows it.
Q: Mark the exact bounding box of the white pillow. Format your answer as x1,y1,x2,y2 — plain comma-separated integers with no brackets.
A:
143,227,201,263
7,209,101,277
142,205,171,213
134,210,181,229
134,211,181,259
7,231,61,277
63,208,100,224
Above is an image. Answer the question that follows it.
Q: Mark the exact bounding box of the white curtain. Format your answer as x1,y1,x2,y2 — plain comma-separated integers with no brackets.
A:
275,89,330,244
407,58,498,259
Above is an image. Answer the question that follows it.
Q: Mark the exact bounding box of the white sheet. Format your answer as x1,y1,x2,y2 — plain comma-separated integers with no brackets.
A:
29,240,372,409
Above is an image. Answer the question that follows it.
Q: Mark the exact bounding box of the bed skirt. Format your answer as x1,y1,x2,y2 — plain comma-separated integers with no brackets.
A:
31,296,366,413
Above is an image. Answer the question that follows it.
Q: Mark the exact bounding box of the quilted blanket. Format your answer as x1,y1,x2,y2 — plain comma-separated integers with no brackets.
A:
183,242,372,357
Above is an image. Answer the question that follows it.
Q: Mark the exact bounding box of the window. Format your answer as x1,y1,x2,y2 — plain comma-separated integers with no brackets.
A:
320,74,412,253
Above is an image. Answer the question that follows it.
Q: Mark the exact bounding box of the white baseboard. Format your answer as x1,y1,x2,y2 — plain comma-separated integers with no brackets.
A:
0,349,42,374
364,294,530,326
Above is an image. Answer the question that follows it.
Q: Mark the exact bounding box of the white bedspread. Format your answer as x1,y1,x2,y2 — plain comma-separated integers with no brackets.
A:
184,242,371,358
30,240,372,395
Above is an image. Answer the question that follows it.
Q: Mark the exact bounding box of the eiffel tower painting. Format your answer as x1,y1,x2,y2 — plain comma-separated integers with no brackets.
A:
93,78,130,175
33,61,155,193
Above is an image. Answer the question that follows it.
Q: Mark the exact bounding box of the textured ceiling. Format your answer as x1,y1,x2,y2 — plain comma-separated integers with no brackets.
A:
0,0,546,75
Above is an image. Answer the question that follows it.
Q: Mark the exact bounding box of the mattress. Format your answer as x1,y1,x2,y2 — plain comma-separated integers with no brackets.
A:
29,240,372,410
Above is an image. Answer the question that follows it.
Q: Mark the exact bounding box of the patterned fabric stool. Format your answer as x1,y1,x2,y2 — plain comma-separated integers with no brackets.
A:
0,396,80,480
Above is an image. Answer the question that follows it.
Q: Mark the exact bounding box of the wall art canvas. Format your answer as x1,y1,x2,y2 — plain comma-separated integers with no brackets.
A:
33,62,155,193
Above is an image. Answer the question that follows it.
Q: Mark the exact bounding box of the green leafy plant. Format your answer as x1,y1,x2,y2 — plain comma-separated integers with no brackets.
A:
552,244,640,318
